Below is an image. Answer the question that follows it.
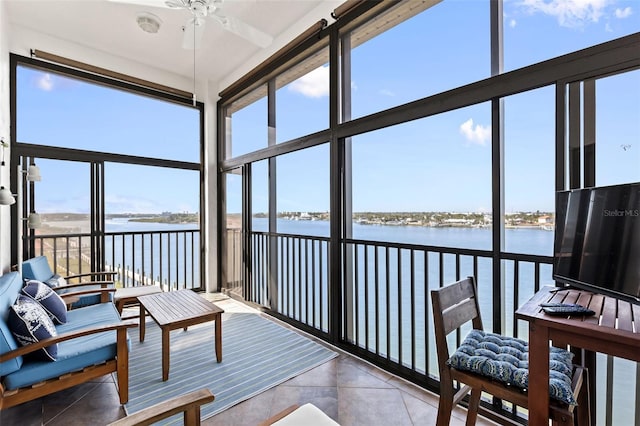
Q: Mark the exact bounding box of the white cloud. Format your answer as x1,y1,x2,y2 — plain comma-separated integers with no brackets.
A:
379,89,395,97
459,118,491,146
519,0,610,28
37,73,54,91
510,18,518,28
351,81,358,91
615,7,632,18
288,65,329,98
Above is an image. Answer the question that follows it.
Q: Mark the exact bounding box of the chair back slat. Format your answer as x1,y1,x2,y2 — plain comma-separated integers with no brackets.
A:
431,277,483,358
436,278,477,311
441,298,479,336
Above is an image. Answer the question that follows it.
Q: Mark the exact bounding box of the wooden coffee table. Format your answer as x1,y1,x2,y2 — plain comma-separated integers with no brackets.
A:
138,289,224,381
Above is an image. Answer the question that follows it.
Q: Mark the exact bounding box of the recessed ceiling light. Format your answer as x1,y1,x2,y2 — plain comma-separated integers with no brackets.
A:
137,12,162,34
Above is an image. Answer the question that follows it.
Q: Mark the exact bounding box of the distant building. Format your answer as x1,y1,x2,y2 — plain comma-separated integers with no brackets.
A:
537,216,553,224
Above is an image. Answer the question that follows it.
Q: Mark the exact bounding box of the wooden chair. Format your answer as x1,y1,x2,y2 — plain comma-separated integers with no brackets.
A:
430,277,590,426
108,388,215,426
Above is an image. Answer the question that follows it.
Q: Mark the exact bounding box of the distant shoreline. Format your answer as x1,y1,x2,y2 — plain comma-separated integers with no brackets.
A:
37,212,554,232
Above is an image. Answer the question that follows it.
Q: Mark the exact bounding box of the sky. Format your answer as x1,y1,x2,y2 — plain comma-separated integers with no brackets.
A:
15,0,640,216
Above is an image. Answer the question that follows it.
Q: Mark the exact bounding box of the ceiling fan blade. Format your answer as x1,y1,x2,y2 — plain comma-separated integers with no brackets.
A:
214,14,273,48
107,0,175,8
182,17,207,50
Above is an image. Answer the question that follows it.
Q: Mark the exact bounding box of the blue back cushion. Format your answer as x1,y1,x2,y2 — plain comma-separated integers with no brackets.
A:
22,256,54,282
0,272,25,375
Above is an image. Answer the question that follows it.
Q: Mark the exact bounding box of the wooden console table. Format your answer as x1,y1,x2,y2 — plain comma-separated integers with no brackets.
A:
138,289,224,381
516,286,640,426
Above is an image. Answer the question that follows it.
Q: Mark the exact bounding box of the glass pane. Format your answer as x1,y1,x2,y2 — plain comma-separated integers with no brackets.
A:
16,66,200,162
275,49,330,143
504,86,556,256
103,163,200,290
350,0,489,119
226,86,268,158
351,102,492,250
276,144,329,237
595,70,640,186
33,159,91,233
504,0,640,72
28,159,90,276
251,160,269,231
225,169,243,292
226,170,242,229
104,163,200,227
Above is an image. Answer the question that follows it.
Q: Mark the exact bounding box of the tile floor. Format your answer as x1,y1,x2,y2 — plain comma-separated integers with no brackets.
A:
0,294,497,426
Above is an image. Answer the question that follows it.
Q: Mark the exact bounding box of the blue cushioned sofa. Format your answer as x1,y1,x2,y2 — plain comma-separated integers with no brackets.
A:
22,256,116,308
0,271,135,410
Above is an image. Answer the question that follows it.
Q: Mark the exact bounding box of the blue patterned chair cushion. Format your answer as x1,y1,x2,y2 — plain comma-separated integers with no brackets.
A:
22,280,68,324
447,330,576,405
7,295,58,361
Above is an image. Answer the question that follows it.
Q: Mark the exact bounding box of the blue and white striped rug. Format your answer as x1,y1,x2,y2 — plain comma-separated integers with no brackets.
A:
121,312,337,424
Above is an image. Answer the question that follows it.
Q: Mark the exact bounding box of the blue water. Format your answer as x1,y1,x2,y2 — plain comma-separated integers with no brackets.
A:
253,217,554,255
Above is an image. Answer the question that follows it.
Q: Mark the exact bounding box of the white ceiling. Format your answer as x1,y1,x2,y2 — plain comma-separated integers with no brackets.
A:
4,0,341,92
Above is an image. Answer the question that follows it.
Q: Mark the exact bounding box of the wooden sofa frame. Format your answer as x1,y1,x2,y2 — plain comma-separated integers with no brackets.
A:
0,321,135,409
0,283,136,410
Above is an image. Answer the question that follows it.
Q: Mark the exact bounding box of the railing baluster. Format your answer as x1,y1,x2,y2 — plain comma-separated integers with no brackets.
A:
364,244,369,351
298,237,302,322
424,249,429,375
312,239,316,329
397,247,402,366
410,249,416,371
374,244,379,356
150,233,154,286
121,234,126,287
175,232,179,290
183,231,187,289
132,234,136,287
191,232,195,290
385,246,390,361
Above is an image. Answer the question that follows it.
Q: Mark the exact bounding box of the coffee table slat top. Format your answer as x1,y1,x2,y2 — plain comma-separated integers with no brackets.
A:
138,289,224,327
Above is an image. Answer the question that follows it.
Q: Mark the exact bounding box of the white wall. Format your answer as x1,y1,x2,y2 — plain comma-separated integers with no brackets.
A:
0,1,12,273
204,80,218,292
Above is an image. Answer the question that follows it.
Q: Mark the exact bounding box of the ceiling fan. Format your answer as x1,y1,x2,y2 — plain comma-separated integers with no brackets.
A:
110,0,273,49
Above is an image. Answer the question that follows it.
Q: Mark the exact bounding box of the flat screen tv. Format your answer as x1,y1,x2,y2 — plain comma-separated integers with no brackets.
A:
553,182,640,303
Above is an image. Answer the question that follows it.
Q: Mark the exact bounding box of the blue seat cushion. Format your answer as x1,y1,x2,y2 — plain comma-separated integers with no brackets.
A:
0,272,24,376
2,303,126,390
22,280,67,324
8,295,58,361
447,329,577,405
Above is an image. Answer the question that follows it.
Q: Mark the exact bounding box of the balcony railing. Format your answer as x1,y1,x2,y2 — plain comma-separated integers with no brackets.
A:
29,229,202,291
229,229,640,425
